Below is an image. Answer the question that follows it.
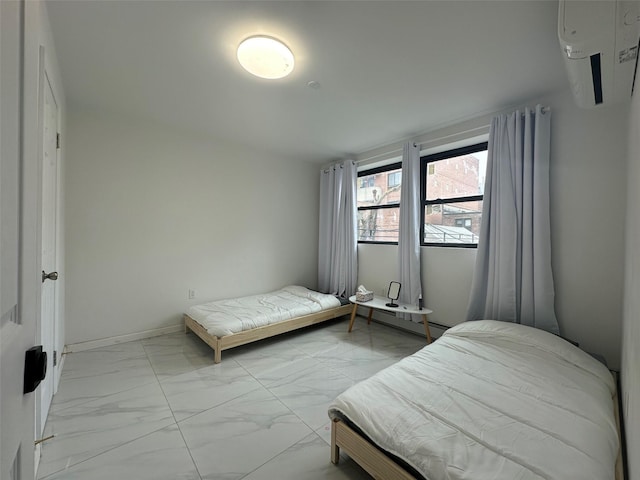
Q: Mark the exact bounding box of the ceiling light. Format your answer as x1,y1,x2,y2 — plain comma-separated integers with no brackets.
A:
237,36,294,79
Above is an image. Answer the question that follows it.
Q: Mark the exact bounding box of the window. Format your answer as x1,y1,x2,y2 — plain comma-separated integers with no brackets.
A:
356,142,487,246
360,177,375,188
455,218,472,228
387,171,401,188
357,162,402,243
421,143,487,247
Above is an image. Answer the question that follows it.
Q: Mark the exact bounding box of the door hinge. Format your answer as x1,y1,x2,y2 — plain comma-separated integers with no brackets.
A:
53,350,57,367
56,133,61,149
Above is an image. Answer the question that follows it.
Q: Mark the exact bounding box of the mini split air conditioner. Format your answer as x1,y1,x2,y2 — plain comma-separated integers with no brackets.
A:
558,0,640,108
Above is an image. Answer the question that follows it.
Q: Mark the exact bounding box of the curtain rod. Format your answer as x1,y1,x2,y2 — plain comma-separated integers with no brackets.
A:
356,124,489,165
355,104,551,165
322,159,356,174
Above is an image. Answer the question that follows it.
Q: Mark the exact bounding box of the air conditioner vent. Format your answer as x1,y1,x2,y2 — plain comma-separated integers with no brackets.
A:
559,0,640,108
590,53,603,104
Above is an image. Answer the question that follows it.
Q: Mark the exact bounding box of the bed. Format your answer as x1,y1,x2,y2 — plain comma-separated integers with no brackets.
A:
329,320,623,480
184,285,353,363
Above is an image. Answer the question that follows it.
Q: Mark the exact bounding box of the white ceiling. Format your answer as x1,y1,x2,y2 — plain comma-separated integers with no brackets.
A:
45,0,569,163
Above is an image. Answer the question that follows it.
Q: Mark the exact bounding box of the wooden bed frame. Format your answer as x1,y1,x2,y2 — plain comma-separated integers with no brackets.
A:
331,390,626,480
184,303,353,363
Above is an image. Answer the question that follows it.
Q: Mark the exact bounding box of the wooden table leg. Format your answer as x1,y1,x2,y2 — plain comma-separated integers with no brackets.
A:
347,304,358,332
422,314,432,344
367,307,374,325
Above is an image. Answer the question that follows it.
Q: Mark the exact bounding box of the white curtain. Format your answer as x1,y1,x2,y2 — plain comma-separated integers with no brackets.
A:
318,160,358,298
466,105,559,334
398,142,423,321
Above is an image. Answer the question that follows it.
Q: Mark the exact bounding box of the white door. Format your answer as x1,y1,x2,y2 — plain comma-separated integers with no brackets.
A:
1,1,37,479
38,71,59,436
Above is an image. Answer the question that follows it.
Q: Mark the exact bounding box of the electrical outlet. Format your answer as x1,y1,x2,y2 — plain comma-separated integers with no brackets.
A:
188,289,196,299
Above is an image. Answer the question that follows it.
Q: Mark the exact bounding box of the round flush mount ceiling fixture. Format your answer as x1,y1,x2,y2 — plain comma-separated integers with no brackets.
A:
237,35,294,79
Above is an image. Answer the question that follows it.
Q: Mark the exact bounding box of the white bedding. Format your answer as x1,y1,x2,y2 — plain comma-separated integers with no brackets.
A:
329,320,619,480
186,285,341,337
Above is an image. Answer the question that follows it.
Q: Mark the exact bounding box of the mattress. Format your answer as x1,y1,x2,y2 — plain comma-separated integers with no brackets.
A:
329,320,619,480
186,285,341,337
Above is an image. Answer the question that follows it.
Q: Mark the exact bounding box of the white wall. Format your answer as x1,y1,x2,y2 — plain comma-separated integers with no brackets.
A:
621,85,640,480
357,89,629,369
64,87,631,369
65,109,320,345
549,90,628,370
358,243,476,338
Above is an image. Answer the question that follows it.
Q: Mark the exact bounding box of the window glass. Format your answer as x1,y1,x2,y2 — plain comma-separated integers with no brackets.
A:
357,163,402,243
359,177,375,188
358,207,400,242
423,201,482,244
387,171,401,188
425,152,486,201
422,144,487,246
357,167,402,208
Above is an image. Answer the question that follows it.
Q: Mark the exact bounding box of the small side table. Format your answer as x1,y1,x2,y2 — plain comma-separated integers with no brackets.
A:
348,295,434,343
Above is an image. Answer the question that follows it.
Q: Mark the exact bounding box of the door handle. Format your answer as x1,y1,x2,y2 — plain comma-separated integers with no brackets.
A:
42,271,58,283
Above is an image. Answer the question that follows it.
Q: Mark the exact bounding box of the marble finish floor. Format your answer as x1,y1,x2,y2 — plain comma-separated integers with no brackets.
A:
37,316,428,479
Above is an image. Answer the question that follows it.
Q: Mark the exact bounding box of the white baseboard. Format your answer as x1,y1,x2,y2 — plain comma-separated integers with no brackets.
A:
66,324,183,353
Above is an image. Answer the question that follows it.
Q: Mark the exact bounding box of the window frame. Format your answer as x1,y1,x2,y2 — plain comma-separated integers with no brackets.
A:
420,142,488,248
357,161,402,245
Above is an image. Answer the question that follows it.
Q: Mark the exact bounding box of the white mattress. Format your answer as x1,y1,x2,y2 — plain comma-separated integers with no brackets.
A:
186,285,341,337
329,320,619,480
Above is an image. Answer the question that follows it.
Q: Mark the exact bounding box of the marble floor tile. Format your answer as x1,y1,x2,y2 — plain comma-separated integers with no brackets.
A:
38,382,174,478
57,341,150,384
265,363,355,430
39,425,200,480
320,346,400,382
40,317,430,480
64,341,148,369
178,387,312,480
50,353,157,413
142,331,214,358
285,330,363,357
242,433,370,480
315,421,334,446
159,360,263,421
144,336,216,380
308,339,370,362
314,339,391,361
331,357,400,382
349,327,427,355
227,340,314,380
